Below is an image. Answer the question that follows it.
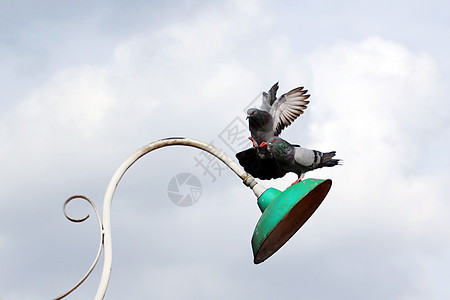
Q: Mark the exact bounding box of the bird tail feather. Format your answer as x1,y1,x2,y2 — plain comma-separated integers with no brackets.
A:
324,158,341,167
321,151,342,167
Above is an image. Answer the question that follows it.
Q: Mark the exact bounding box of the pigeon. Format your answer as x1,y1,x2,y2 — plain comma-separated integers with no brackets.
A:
266,136,341,184
247,82,310,147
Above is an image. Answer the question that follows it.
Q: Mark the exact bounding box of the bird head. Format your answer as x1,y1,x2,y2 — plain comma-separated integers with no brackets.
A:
246,108,271,128
267,136,291,157
246,108,258,120
266,137,278,151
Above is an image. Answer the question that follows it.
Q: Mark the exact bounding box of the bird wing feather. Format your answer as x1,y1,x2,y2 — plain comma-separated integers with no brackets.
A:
270,87,310,136
235,147,287,180
260,82,279,112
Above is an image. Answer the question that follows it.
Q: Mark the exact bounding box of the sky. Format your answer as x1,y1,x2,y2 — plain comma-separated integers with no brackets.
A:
0,0,449,299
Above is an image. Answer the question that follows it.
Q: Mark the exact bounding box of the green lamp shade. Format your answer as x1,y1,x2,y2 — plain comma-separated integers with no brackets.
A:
252,178,332,264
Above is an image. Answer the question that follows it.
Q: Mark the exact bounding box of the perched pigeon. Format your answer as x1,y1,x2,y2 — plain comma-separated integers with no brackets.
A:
266,136,341,184
247,82,310,147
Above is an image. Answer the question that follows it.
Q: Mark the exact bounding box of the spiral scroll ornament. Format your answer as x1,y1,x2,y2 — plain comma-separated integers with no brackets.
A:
53,138,266,299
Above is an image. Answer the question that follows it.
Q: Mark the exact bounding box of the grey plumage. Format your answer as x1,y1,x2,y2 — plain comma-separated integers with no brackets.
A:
266,136,341,180
237,82,336,181
247,82,310,146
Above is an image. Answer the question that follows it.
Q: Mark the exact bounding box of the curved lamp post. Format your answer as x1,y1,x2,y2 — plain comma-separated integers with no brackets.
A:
55,137,332,299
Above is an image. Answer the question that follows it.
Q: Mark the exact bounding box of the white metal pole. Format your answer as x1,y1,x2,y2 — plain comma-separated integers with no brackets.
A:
94,137,266,299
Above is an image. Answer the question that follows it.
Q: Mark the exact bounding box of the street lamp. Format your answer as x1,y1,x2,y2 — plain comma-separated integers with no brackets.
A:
55,137,332,299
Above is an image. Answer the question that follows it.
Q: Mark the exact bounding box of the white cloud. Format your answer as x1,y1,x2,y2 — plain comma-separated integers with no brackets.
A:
308,37,441,171
1,1,449,299
305,36,447,216
300,37,450,298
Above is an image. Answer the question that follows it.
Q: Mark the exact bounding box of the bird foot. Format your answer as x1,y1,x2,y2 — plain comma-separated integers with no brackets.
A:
248,137,258,148
290,177,302,186
259,142,268,149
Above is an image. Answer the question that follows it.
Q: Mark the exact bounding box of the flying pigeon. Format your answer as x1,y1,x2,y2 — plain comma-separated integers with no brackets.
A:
266,136,341,184
247,82,310,147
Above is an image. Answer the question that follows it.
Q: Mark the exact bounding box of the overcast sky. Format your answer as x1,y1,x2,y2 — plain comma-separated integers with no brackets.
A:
1,0,449,299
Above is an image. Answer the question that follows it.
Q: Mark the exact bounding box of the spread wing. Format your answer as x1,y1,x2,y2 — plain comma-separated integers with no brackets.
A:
270,86,310,136
235,147,286,180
